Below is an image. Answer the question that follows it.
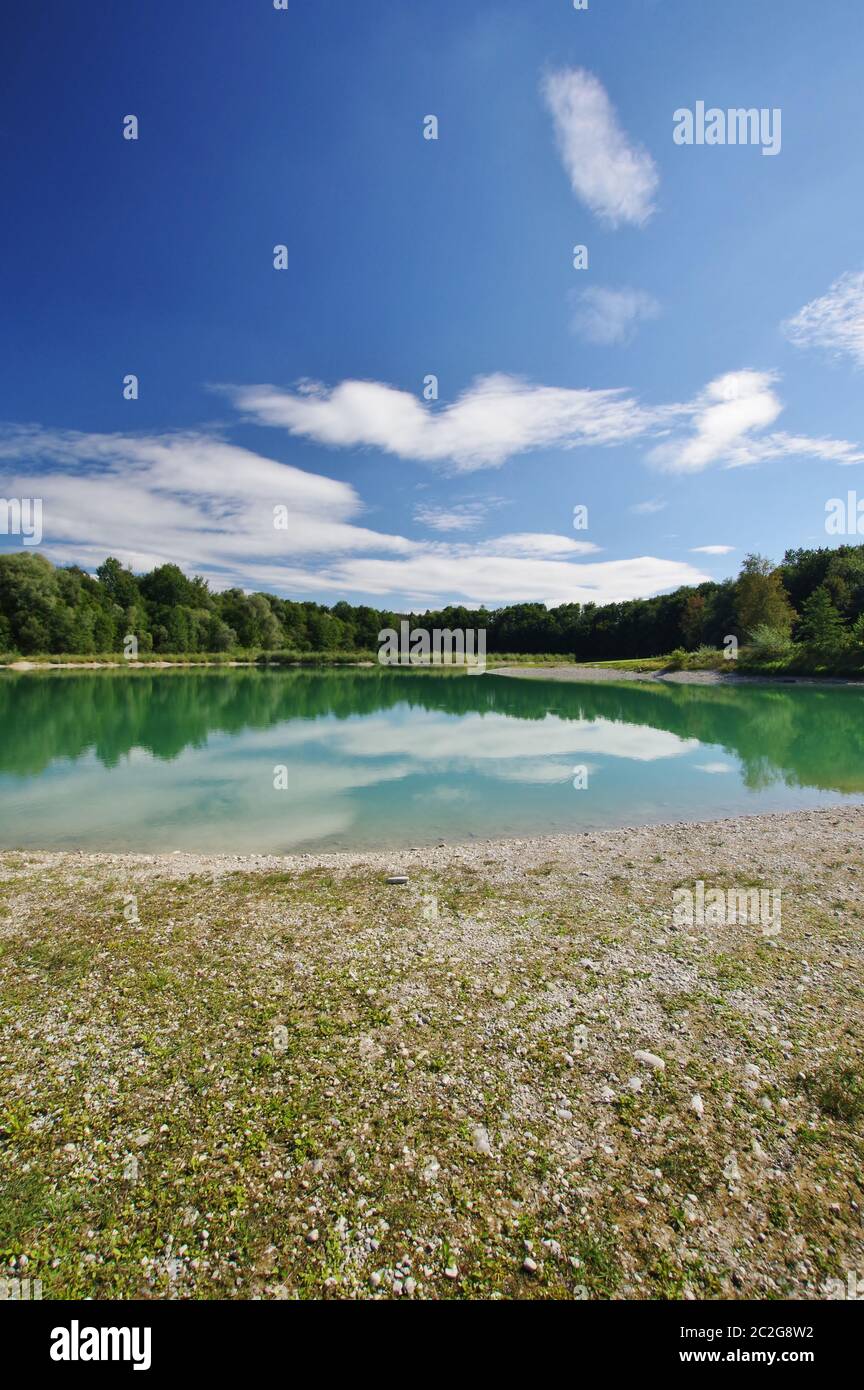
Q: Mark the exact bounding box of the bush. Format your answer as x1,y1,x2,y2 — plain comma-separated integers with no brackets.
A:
746,624,795,662
664,648,690,670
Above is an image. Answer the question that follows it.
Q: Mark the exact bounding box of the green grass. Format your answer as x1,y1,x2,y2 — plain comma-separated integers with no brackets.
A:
804,1062,864,1124
1,814,862,1300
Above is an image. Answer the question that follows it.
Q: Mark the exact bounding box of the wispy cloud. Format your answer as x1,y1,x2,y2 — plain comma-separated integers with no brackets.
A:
304,552,707,609
649,371,782,473
648,370,864,473
783,270,864,369
541,68,659,227
570,286,661,345
414,500,498,533
690,545,735,555
0,424,707,609
630,498,667,515
226,375,664,472
226,368,863,475
473,533,598,558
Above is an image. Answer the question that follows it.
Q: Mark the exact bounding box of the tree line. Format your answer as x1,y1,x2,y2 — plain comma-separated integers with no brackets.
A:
1,545,863,663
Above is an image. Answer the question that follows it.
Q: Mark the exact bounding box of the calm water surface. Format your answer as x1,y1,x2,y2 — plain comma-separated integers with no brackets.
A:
0,668,862,852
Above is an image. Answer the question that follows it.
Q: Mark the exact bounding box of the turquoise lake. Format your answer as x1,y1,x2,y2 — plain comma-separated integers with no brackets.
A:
0,668,863,853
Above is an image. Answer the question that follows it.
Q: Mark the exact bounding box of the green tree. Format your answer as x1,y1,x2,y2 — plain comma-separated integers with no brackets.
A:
96,557,141,609
735,554,796,638
798,586,846,655
680,592,706,648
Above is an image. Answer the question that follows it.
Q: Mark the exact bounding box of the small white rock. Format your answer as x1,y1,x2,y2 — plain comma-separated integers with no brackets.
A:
723,1152,741,1183
472,1125,493,1156
634,1050,665,1072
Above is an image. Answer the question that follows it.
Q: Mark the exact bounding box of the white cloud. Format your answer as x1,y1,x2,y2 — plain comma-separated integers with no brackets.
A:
414,501,490,532
630,498,667,515
306,553,707,608
0,424,707,609
541,68,659,227
570,286,661,346
690,545,734,555
0,426,413,577
226,374,665,472
474,533,598,558
6,351,859,609
649,371,782,473
226,368,863,476
648,370,864,473
783,270,864,369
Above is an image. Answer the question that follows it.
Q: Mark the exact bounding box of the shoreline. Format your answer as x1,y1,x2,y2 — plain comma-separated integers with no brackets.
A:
491,664,864,688
3,803,862,1300
3,659,862,688
4,804,863,874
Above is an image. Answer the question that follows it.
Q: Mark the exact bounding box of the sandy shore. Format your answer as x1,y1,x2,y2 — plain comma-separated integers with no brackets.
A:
491,664,864,687
2,806,862,1300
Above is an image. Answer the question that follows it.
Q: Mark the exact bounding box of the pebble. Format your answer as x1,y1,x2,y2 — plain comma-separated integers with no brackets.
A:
724,1152,741,1183
634,1050,665,1072
421,1157,441,1184
690,1094,705,1118
386,875,409,886
472,1125,493,1156
522,1258,538,1274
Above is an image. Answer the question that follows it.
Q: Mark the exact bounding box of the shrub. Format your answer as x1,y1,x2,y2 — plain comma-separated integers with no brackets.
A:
746,624,795,662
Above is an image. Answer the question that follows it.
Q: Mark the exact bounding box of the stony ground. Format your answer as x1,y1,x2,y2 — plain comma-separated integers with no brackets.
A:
1,807,863,1301
493,664,864,686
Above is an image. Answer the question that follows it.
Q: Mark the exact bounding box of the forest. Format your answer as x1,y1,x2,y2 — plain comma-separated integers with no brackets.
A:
1,545,864,669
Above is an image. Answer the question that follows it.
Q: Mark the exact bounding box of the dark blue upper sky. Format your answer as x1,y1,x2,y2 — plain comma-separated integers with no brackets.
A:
2,0,862,608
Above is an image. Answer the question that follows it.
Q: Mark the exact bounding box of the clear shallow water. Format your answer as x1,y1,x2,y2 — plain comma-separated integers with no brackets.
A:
0,668,863,853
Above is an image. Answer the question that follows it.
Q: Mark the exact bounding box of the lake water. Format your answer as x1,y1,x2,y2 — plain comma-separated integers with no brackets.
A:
1,668,863,853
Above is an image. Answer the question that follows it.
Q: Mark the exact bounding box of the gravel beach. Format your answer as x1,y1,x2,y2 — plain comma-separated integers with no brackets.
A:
491,665,864,687
1,806,862,1300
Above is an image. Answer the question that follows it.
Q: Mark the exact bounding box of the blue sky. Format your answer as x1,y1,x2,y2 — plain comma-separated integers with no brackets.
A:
1,0,863,609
